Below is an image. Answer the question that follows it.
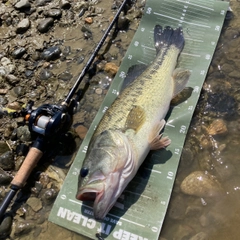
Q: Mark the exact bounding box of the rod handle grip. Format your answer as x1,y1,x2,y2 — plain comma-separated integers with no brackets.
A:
11,147,43,188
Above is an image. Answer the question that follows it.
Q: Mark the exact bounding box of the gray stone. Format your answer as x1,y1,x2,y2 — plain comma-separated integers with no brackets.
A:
0,151,14,171
15,0,31,9
16,18,30,34
37,18,54,33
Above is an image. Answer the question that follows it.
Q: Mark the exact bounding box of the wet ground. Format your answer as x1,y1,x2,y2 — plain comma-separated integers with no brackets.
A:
0,0,240,239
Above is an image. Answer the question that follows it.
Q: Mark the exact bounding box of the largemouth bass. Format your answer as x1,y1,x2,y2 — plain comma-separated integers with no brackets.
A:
76,25,190,220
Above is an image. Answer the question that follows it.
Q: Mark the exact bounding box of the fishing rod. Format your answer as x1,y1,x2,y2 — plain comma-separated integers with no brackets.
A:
0,0,129,223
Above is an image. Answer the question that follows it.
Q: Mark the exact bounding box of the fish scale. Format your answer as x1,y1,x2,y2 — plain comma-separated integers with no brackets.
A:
95,45,180,137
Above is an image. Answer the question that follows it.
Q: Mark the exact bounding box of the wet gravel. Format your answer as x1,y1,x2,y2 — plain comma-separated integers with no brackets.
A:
1,0,240,240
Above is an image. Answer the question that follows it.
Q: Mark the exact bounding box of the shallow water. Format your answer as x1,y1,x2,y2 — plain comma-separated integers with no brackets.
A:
160,1,240,239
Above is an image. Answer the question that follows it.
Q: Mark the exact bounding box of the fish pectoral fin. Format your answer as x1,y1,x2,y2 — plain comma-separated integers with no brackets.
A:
172,68,191,97
125,105,146,132
149,119,171,150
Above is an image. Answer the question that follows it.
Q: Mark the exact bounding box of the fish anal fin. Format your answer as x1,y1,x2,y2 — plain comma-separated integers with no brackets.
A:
149,119,171,150
172,68,191,97
125,105,146,132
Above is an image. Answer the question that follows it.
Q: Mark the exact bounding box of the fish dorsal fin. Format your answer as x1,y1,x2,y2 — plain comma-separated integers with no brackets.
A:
121,64,148,92
125,105,146,132
172,68,191,97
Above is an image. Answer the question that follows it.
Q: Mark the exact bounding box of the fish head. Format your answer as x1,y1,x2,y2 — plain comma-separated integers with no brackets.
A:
76,129,134,220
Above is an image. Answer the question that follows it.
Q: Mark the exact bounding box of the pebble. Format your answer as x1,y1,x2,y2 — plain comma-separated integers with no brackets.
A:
60,0,71,9
207,119,228,136
0,215,12,239
36,0,51,6
6,74,19,85
85,17,93,24
75,125,88,139
26,197,43,212
37,18,54,33
14,220,34,236
39,69,53,80
15,0,31,9
46,8,62,18
58,71,72,81
16,18,30,34
12,47,27,59
0,151,14,171
7,101,22,110
180,171,223,198
42,46,62,61
189,232,209,240
4,125,14,139
0,168,12,184
95,87,103,95
0,141,10,155
16,125,32,142
104,62,119,76
9,86,25,97
42,188,58,204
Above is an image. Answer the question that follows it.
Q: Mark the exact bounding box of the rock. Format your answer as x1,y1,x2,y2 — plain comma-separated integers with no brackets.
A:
39,69,53,80
42,46,61,61
180,171,223,198
16,18,30,34
0,151,14,170
60,0,71,9
42,188,58,204
75,125,88,139
104,62,119,76
46,8,62,18
58,71,72,81
14,220,35,236
36,0,50,6
0,57,15,74
16,125,32,142
15,0,31,9
6,74,19,85
0,168,12,184
0,141,10,155
0,168,12,185
37,18,54,33
95,88,103,95
7,101,22,110
26,197,42,212
12,47,27,59
85,17,93,24
207,119,228,136
0,215,12,239
189,232,209,240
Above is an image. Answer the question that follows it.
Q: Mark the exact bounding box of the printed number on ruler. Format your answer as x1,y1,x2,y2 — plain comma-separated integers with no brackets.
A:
82,145,88,153
180,125,187,134
174,148,180,155
146,7,152,14
167,171,174,180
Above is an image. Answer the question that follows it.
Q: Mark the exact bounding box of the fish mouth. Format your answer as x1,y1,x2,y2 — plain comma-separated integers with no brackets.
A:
76,182,108,220
76,173,121,220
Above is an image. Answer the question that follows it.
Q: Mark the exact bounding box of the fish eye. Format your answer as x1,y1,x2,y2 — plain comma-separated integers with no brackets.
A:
80,167,89,178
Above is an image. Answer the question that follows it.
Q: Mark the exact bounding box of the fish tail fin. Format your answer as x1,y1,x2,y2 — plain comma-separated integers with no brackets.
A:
154,25,184,53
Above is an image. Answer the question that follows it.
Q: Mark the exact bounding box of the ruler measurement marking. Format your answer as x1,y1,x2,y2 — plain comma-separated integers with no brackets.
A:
176,0,214,11
153,12,211,28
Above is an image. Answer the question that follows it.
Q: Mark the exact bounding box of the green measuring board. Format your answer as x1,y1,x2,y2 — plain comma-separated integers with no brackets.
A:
49,0,229,239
